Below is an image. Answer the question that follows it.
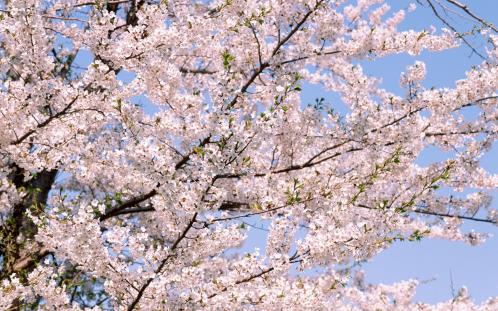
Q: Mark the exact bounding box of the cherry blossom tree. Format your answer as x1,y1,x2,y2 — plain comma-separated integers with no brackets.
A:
0,0,497,309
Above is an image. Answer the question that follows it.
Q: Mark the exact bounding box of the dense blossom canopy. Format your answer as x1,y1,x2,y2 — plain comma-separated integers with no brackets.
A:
0,0,497,309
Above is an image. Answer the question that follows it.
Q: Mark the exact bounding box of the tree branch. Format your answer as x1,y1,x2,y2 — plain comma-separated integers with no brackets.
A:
100,189,157,221
357,203,496,224
444,0,498,33
127,212,198,311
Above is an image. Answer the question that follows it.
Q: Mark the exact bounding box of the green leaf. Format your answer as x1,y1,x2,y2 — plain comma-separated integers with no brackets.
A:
242,156,251,165
193,146,205,157
250,202,262,211
416,30,427,41
115,192,123,204
222,50,236,71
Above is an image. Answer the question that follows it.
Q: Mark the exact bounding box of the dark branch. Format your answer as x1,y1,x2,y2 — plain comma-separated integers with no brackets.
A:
412,208,496,224
127,212,198,311
357,203,496,224
445,0,498,33
100,189,157,221
175,135,212,170
225,0,324,110
12,95,80,145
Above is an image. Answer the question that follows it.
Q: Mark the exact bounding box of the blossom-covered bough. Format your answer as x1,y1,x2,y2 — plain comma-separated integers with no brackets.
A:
0,0,497,309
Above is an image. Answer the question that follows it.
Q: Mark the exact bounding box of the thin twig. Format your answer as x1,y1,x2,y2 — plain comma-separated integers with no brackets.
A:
445,0,498,33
